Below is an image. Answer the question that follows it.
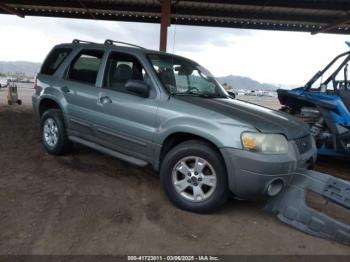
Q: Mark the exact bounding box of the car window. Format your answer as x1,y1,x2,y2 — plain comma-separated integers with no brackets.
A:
41,48,72,75
67,50,104,85
104,52,149,93
148,54,227,98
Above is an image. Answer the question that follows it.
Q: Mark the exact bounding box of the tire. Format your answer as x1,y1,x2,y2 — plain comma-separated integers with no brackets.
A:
40,109,72,155
160,140,229,213
7,100,12,105
17,99,22,105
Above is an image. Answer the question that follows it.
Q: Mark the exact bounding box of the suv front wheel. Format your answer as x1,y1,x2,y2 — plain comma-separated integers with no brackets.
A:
160,140,229,213
40,109,72,155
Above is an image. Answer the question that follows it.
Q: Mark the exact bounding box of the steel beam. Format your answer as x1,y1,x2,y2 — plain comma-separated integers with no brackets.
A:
2,2,343,25
312,15,350,35
1,0,350,35
159,0,171,52
76,0,96,19
186,0,350,12
0,2,23,17
4,0,350,12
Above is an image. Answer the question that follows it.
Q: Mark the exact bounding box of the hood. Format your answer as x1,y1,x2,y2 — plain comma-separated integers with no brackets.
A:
176,97,310,140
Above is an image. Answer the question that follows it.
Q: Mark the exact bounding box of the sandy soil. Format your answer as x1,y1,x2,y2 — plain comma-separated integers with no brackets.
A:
0,86,349,255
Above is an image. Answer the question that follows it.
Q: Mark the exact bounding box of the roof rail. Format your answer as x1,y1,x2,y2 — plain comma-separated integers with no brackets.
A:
72,39,98,45
104,39,145,49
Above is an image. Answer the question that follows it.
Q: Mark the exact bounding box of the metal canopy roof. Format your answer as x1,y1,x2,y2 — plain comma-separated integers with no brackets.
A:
1,0,350,35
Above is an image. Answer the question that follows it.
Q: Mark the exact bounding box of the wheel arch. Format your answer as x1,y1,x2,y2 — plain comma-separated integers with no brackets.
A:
38,98,62,118
155,131,225,171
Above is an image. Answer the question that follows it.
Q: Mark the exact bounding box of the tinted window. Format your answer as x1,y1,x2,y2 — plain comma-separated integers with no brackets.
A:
68,50,103,85
41,48,72,75
104,52,148,93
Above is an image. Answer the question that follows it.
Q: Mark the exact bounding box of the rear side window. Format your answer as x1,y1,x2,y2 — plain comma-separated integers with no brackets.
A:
41,48,72,75
67,50,103,85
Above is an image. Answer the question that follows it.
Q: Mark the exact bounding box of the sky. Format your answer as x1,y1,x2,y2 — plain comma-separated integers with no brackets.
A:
0,14,350,87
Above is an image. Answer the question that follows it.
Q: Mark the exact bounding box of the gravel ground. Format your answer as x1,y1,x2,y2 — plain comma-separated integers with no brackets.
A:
0,86,349,255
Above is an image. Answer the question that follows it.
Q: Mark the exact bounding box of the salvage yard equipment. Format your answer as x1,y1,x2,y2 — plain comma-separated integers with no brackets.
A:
7,80,22,105
278,42,350,157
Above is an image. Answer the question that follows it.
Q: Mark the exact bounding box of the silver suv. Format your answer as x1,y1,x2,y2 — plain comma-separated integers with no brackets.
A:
32,39,317,213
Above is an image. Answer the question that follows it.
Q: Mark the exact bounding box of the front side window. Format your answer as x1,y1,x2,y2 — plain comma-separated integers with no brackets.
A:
41,48,72,75
104,52,148,93
67,50,103,85
148,54,227,98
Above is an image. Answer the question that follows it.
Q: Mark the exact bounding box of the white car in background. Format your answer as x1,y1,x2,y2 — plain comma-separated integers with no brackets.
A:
0,78,10,88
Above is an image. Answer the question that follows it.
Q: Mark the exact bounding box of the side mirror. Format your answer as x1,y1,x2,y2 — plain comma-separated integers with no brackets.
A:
125,80,150,98
227,91,236,99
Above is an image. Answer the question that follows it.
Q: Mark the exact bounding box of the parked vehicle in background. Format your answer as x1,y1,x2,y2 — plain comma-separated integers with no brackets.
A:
32,39,317,213
0,77,9,88
278,43,350,157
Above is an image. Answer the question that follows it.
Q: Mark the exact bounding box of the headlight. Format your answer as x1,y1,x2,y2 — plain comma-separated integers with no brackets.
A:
241,132,288,154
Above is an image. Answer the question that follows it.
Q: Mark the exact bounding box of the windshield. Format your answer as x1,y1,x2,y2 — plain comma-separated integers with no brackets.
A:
148,53,228,98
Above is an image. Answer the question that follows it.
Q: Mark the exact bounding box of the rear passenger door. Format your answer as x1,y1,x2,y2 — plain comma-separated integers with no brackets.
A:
94,51,159,161
57,49,104,140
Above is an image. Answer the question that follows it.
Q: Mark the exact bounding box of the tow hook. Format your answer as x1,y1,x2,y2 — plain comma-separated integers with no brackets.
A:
265,168,350,245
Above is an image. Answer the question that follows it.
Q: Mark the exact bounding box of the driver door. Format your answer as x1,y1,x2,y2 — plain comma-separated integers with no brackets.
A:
93,51,159,161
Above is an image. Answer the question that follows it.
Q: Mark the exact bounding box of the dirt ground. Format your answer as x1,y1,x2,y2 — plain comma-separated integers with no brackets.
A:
0,86,349,255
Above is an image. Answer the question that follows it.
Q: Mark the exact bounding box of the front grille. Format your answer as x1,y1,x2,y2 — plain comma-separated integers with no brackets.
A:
295,135,312,154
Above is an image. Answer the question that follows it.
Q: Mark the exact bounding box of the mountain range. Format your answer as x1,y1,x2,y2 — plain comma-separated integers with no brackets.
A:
0,61,41,78
0,61,283,90
216,75,279,91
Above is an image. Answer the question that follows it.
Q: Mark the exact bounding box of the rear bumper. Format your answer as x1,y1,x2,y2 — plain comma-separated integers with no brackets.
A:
221,138,317,199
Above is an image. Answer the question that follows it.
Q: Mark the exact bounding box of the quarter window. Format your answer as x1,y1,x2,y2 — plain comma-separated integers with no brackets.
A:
41,48,72,75
67,50,104,85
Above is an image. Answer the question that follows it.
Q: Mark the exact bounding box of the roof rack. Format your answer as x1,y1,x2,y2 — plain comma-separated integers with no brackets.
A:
104,39,145,49
72,39,98,45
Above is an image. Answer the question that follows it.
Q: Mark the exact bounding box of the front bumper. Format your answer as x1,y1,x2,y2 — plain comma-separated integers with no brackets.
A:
220,137,317,199
221,139,350,245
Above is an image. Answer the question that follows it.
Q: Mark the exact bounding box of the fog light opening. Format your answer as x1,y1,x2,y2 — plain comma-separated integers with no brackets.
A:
266,179,284,197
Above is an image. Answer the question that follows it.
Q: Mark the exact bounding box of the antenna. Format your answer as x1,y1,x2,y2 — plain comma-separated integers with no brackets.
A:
172,17,178,54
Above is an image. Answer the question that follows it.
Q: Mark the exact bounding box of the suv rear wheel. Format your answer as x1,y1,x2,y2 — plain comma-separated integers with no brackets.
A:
40,109,72,155
160,140,229,213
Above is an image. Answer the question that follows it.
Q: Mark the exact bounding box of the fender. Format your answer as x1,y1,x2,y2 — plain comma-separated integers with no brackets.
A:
39,86,69,115
155,116,246,149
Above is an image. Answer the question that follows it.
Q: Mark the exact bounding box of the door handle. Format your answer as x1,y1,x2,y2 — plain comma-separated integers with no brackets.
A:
61,86,70,93
98,96,112,105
